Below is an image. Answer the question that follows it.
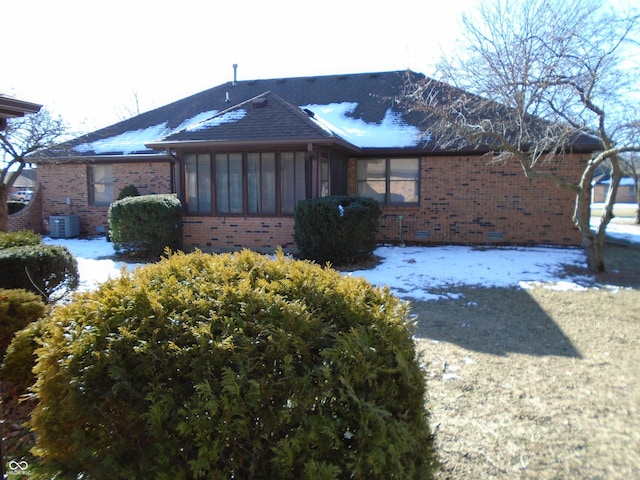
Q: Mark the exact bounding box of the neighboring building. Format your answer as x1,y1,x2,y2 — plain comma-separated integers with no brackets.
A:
32,70,597,250
592,176,637,204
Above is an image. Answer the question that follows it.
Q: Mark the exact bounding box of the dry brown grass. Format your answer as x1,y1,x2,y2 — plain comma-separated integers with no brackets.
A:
412,243,640,479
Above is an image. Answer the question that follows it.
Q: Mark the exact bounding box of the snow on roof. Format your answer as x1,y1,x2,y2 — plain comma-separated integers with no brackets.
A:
183,109,247,132
73,110,220,154
74,123,172,155
302,102,426,148
73,99,425,154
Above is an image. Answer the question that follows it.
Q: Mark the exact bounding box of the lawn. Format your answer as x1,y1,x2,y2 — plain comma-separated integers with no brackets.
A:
412,243,640,479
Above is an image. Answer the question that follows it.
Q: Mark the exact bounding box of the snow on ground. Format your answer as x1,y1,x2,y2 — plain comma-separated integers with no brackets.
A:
44,221,640,301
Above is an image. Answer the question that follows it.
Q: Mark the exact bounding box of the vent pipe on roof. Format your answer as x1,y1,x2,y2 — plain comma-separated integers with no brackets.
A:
233,64,238,86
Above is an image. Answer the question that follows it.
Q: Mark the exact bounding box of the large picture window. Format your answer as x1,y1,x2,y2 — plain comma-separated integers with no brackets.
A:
357,158,419,205
183,151,308,215
88,164,114,205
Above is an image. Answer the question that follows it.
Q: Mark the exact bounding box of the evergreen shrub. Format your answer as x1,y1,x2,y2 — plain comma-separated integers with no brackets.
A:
0,288,46,360
109,193,182,257
117,184,140,200
0,245,78,301
1,316,45,391
30,249,437,480
294,196,381,265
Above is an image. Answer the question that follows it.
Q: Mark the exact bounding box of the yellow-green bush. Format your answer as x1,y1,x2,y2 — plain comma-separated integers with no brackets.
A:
30,249,437,479
0,230,41,249
1,316,46,391
0,288,46,360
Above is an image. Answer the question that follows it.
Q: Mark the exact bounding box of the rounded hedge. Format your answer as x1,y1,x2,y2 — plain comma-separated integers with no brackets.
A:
294,196,382,265
30,249,437,479
0,244,78,301
108,193,182,257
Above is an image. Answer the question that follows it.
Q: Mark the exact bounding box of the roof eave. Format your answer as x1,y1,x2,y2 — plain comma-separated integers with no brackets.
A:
0,97,42,118
32,153,174,165
146,137,363,154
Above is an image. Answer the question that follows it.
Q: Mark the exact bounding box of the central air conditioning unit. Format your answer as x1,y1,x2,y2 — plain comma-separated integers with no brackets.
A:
49,215,80,238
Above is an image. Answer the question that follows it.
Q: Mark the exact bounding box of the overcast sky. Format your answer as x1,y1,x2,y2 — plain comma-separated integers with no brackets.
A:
5,0,635,136
4,0,481,133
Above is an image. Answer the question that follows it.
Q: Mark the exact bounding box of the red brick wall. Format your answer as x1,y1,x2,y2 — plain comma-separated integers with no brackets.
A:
34,152,584,249
37,161,173,236
349,153,585,246
183,216,296,252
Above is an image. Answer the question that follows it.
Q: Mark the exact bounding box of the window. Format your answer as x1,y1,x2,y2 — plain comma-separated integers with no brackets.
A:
88,164,114,205
185,153,212,213
280,152,306,214
247,152,276,214
357,158,419,204
215,153,243,214
183,151,308,215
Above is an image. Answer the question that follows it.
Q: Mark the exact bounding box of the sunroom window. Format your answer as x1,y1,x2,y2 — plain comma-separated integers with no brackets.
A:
183,151,309,215
185,153,212,213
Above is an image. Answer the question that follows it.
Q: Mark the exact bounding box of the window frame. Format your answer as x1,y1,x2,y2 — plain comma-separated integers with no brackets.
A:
182,150,310,216
88,164,114,206
356,157,420,206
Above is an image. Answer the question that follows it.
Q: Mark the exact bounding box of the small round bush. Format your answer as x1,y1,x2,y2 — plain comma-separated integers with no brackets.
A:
116,184,140,201
31,249,437,479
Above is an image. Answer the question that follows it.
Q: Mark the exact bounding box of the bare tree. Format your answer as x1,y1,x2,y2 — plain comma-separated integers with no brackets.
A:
0,109,67,231
403,0,640,272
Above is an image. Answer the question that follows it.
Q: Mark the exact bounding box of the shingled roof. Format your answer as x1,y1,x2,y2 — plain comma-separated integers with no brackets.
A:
39,70,429,158
34,69,600,159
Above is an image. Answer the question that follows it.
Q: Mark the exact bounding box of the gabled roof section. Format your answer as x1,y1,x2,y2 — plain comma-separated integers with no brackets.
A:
36,70,429,158
149,91,356,150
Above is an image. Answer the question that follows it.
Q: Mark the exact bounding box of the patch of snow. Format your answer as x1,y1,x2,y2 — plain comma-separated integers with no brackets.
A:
72,109,220,154
43,220,639,300
174,110,219,132
301,102,424,148
74,123,171,154
183,109,247,132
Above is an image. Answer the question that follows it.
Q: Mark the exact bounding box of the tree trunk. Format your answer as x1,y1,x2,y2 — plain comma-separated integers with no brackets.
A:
582,232,606,273
574,191,607,273
0,183,10,232
573,155,623,273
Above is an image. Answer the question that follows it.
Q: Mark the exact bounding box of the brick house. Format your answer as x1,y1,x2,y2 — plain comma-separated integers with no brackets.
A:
32,70,596,251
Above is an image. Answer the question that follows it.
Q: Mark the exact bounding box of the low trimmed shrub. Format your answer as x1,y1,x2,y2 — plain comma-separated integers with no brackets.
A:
109,193,182,257
30,249,437,479
0,244,78,301
0,230,41,249
294,196,381,265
